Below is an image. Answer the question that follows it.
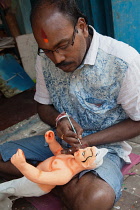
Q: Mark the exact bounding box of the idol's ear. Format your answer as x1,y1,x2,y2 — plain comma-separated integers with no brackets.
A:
45,130,55,143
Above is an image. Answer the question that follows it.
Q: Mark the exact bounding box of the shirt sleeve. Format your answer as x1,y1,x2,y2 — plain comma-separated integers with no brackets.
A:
117,54,140,121
34,55,52,104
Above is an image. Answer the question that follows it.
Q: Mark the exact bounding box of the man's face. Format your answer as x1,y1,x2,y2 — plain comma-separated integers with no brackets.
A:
32,9,89,72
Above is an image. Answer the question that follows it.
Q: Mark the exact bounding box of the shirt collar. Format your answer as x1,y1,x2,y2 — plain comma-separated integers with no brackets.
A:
83,26,99,66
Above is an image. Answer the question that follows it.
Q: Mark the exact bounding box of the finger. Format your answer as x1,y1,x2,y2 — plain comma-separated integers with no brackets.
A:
63,136,81,145
11,156,15,164
80,143,88,148
75,128,83,139
18,149,25,156
78,134,82,140
58,129,78,142
61,147,79,155
16,148,22,156
66,130,77,138
11,154,16,160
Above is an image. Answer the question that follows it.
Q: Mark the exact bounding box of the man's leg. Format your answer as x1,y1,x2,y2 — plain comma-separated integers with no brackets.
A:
55,173,115,210
0,155,23,179
54,153,124,210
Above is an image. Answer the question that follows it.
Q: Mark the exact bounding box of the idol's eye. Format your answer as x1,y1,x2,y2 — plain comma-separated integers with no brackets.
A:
96,151,100,157
82,151,85,156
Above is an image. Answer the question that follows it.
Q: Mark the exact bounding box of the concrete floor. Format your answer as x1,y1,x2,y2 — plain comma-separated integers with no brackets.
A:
112,136,140,210
0,114,140,210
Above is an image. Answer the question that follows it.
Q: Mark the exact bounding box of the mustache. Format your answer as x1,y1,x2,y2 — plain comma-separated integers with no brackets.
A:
55,61,73,68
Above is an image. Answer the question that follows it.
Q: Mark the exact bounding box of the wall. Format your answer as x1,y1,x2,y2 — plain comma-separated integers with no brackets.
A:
12,0,32,34
111,0,140,52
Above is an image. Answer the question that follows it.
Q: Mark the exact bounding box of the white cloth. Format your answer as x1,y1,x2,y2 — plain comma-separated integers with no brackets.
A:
0,176,46,197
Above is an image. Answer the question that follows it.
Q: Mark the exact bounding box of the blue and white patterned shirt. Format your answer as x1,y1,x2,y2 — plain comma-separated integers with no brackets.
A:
34,26,140,163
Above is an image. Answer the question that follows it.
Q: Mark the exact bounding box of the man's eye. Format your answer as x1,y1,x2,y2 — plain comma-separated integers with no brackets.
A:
59,43,69,50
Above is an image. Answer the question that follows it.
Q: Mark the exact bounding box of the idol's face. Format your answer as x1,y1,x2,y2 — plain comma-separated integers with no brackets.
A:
74,146,97,168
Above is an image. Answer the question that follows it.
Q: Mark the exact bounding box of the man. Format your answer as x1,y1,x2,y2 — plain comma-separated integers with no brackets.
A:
0,0,140,209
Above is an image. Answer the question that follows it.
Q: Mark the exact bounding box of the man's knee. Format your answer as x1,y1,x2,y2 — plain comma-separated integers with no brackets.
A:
73,184,115,210
61,173,115,210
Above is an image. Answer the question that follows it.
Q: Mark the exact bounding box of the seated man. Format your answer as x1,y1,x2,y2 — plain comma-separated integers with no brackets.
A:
0,131,107,208
1,0,140,209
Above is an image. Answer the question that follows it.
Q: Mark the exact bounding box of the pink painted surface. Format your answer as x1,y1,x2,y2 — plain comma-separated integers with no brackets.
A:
121,153,140,175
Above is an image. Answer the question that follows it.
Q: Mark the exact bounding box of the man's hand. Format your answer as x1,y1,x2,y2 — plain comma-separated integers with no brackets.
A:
11,149,26,169
56,117,83,147
61,143,88,155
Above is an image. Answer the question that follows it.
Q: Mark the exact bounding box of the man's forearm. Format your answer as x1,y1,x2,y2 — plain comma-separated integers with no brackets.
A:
83,118,140,146
37,103,59,127
37,103,140,146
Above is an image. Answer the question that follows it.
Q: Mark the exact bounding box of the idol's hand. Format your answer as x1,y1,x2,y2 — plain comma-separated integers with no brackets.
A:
11,149,26,169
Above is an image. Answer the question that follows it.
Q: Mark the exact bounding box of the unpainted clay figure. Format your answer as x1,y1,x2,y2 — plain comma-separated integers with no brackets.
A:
0,130,108,208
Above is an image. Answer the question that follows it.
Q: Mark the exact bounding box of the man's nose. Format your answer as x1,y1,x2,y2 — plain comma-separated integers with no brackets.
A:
53,51,65,64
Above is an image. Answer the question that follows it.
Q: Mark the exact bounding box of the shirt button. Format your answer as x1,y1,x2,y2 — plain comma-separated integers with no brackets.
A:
72,75,75,79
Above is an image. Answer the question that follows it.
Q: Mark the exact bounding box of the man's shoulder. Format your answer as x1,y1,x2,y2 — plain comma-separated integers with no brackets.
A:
98,33,139,64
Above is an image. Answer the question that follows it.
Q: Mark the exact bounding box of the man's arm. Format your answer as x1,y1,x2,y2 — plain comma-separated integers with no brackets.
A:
37,102,83,143
37,104,140,148
37,103,59,127
82,118,140,146
57,117,140,152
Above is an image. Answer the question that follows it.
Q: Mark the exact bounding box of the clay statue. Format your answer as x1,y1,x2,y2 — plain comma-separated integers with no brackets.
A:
0,130,108,208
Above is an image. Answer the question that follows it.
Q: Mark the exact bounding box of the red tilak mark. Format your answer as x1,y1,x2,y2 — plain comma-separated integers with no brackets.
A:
44,38,49,43
41,29,49,43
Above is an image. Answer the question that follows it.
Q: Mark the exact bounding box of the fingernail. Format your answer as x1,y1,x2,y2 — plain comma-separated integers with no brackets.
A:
81,144,88,148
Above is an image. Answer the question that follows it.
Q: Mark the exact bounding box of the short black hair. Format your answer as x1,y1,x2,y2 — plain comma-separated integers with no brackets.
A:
30,0,88,26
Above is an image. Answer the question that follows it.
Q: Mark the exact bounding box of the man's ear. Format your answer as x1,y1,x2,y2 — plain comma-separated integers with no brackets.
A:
77,17,88,37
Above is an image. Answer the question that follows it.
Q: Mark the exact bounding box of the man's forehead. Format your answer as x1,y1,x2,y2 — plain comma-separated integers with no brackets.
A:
33,8,74,33
36,9,73,26
32,10,75,49
41,29,49,43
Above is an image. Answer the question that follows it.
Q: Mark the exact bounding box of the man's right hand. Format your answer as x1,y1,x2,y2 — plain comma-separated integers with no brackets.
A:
56,117,83,147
